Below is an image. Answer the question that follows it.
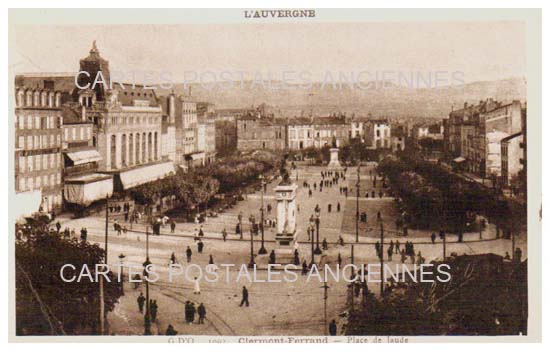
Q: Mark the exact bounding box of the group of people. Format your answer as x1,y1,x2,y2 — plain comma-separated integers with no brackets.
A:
184,301,206,324
53,221,89,242
136,293,159,322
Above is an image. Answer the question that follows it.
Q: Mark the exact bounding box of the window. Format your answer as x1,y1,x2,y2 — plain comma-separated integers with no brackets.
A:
72,128,76,140
43,175,49,186
36,155,41,171
27,177,34,190
19,156,25,172
56,173,61,184
19,177,26,192
28,155,33,171
18,136,24,149
36,176,41,188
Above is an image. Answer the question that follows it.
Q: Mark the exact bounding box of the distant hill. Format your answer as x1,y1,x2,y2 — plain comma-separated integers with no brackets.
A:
170,77,526,119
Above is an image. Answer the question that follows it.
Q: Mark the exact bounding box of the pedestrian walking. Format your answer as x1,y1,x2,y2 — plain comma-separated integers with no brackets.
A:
137,292,145,313
431,232,436,244
170,220,176,233
150,300,158,322
337,202,341,212
170,252,176,265
322,238,328,250
186,246,192,263
329,319,337,336
209,254,214,265
337,253,342,266
239,286,250,307
222,228,227,242
193,277,201,295
197,303,206,324
197,240,204,253
302,260,308,275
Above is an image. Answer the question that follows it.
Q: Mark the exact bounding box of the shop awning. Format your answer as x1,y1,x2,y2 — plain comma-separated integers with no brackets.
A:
14,190,42,221
66,150,102,165
64,173,113,206
190,152,205,160
119,162,175,190
453,156,466,163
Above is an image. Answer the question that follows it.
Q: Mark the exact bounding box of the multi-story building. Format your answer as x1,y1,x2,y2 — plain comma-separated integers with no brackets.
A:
391,125,406,152
501,132,523,188
364,119,391,149
14,86,64,213
469,100,523,178
350,115,371,140
236,115,286,151
312,116,349,148
74,43,174,192
200,120,216,165
159,93,178,162
287,117,315,150
61,106,113,208
215,120,237,155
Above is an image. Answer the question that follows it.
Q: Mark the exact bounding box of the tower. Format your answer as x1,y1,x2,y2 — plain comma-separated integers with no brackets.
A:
77,41,110,101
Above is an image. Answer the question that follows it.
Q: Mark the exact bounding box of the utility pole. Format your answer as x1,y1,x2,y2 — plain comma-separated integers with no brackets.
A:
99,267,104,335
443,231,447,262
512,229,516,258
321,281,329,335
355,165,360,243
350,244,355,312
143,225,151,335
99,195,109,335
248,215,256,268
379,221,384,296
259,176,267,254
310,223,315,266
314,207,321,254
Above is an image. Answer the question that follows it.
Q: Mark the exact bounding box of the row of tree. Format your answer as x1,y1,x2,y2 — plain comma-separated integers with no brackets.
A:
377,155,526,233
129,153,279,213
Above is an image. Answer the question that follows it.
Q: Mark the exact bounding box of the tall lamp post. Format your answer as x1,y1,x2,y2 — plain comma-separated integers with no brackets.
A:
258,175,267,254
314,206,322,254
118,253,126,295
238,212,243,240
309,217,315,266
355,164,360,243
248,215,256,268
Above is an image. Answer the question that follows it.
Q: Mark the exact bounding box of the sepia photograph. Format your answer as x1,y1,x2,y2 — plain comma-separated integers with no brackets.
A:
6,7,542,343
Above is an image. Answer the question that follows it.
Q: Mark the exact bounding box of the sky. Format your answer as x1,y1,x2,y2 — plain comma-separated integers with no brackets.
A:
10,22,526,84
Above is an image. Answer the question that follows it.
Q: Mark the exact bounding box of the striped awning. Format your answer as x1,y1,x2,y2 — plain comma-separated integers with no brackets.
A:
66,150,102,165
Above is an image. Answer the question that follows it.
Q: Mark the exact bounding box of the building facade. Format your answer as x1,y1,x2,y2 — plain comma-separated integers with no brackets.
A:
14,86,64,213
364,119,391,149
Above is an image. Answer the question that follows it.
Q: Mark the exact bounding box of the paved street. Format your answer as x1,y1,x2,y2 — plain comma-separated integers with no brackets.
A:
57,163,527,336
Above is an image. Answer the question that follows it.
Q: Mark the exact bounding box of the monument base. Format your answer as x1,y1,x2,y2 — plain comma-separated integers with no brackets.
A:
328,148,342,168
273,231,300,264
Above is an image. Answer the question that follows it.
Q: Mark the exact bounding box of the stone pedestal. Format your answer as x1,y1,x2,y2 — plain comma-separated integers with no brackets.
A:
328,147,342,168
274,183,300,263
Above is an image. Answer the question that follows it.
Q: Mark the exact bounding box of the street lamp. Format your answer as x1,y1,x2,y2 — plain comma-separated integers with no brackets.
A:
309,216,315,266
248,214,256,268
314,206,322,254
238,212,243,240
118,253,126,295
258,175,267,255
